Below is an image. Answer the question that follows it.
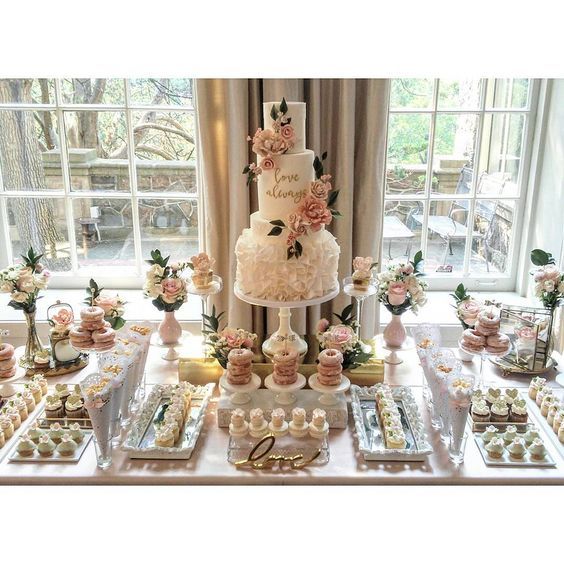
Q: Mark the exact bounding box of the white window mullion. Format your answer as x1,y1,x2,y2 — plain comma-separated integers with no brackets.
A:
54,79,79,275
124,79,144,279
192,82,204,253
0,151,12,266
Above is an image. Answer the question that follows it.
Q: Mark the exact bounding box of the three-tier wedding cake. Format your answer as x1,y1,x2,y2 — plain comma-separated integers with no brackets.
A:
235,99,340,302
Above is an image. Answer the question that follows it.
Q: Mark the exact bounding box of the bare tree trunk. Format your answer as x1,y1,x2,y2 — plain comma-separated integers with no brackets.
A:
0,79,71,270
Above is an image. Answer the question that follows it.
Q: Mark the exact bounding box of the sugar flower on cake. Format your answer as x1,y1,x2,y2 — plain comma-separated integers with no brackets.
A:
0,247,50,314
376,252,427,315
530,248,564,309
143,249,190,312
84,278,126,330
316,305,371,370
202,306,256,369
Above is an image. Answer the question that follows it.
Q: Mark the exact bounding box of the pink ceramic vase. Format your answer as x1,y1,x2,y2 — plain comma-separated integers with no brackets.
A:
383,314,406,348
158,311,182,345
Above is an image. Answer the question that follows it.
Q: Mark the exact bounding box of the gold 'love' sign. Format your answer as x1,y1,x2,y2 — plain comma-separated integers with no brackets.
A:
234,434,321,470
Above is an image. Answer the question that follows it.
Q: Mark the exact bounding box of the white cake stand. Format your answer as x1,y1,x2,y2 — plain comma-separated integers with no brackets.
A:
219,372,261,405
234,284,339,360
150,330,191,361
375,334,415,365
264,373,306,405
308,373,351,406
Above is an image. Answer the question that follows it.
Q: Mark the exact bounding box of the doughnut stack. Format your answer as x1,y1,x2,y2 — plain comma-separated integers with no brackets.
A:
69,306,116,352
0,342,16,379
272,350,299,386
317,348,343,386
461,308,510,355
226,348,253,385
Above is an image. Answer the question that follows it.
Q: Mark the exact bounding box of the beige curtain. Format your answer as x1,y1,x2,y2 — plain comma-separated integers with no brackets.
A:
196,79,389,343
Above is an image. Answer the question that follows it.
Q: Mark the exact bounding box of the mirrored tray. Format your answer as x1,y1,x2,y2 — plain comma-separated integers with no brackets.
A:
228,433,329,468
350,384,432,461
122,383,214,459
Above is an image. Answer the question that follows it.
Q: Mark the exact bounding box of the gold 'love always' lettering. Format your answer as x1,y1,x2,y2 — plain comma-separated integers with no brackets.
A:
266,168,307,204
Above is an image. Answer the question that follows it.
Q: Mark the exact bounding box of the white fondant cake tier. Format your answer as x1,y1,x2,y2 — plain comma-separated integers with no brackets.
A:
257,150,314,221
235,227,340,302
263,101,306,154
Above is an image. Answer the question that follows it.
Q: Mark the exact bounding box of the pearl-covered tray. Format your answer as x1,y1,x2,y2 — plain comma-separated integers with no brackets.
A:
122,383,214,459
350,384,433,461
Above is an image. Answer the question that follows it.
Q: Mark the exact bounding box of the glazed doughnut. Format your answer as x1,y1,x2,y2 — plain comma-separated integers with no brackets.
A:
273,350,298,385
228,348,253,363
485,333,510,354
80,306,105,321
477,309,500,327
318,348,343,366
0,367,16,379
317,363,343,377
226,361,251,376
80,320,106,331
0,356,17,370
92,327,115,343
461,328,485,352
226,348,253,385
0,342,15,360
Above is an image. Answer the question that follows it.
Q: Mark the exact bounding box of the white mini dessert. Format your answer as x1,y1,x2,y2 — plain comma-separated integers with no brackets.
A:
309,408,329,439
248,408,268,438
229,408,249,437
288,407,309,438
268,408,288,437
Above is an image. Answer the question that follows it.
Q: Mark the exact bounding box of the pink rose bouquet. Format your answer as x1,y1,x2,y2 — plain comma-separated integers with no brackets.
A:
530,249,564,309
377,251,427,315
143,249,190,313
450,284,484,330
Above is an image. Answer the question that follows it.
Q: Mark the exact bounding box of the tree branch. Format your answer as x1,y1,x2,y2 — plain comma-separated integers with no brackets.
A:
135,144,174,160
133,123,194,144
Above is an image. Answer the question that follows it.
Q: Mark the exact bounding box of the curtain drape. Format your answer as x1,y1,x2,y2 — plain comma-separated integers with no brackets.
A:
196,79,390,344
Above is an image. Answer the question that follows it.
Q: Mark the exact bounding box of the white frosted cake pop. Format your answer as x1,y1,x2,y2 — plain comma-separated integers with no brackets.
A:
268,408,288,437
229,408,249,437
288,407,309,438
249,408,268,438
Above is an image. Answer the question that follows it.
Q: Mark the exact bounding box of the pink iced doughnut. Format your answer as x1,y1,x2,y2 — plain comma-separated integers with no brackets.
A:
0,367,16,379
228,348,253,364
318,348,343,366
485,333,510,353
0,356,16,370
226,361,251,376
273,350,298,365
92,327,115,343
478,309,500,326
70,326,92,339
80,306,105,321
462,328,486,347
0,342,15,360
80,319,106,331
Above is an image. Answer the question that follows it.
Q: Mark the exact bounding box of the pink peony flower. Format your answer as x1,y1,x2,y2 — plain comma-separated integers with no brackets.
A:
317,318,330,333
457,298,482,327
324,324,357,352
280,124,295,141
94,294,119,315
161,278,184,301
251,128,289,157
533,269,546,282
543,265,561,282
261,157,275,170
309,179,331,200
297,196,332,232
387,281,407,306
353,256,374,272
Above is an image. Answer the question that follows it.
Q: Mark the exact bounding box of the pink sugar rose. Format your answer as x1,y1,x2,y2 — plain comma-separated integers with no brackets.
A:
286,232,297,246
457,298,481,327
298,196,332,232
309,179,331,200
280,124,295,141
287,213,307,236
161,277,184,302
317,318,330,333
387,281,407,306
252,128,288,157
191,252,215,273
261,157,275,170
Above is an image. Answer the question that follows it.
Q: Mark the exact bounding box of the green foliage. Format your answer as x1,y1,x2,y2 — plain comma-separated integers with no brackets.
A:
84,278,102,307
146,249,169,268
333,304,355,325
202,304,225,335
410,250,424,275
531,249,555,266
21,247,43,269
450,283,471,304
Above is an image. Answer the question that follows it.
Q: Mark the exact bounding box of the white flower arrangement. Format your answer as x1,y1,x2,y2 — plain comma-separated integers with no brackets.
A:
530,249,564,309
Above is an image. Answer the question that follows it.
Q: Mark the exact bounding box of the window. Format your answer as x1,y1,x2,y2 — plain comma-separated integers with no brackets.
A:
0,79,200,288
383,79,537,291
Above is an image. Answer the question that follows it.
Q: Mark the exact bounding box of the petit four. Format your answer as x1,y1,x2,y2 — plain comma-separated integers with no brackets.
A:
308,408,329,439
288,407,309,438
229,408,249,437
249,408,268,439
269,408,288,437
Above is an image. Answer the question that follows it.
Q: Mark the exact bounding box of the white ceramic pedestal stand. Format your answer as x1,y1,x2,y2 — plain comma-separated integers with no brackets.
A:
150,330,191,361
308,373,351,406
187,275,223,337
0,363,25,398
234,284,339,361
264,373,306,405
219,372,261,405
375,334,415,365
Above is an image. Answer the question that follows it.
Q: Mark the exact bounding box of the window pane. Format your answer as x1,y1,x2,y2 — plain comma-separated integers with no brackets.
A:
486,79,530,109
424,199,470,275
431,113,478,195
61,79,125,105
390,79,433,109
479,113,525,196
438,80,482,109
471,199,515,275
133,110,197,193
71,197,135,270
139,198,199,258
386,113,430,195
0,79,55,104
63,111,130,191
0,110,60,192
382,200,423,267
129,79,194,107
6,197,70,271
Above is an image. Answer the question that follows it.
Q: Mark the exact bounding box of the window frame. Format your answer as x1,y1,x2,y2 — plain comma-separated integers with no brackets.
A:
383,78,540,292
0,78,203,289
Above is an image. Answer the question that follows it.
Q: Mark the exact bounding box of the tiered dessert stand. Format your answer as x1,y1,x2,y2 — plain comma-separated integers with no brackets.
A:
308,373,351,406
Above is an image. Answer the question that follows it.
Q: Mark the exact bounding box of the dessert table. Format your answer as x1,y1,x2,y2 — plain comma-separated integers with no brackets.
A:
1,346,563,485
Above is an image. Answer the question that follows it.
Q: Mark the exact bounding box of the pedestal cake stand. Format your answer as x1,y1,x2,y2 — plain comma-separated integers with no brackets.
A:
264,373,306,405
308,373,351,406
219,372,261,405
234,283,339,360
